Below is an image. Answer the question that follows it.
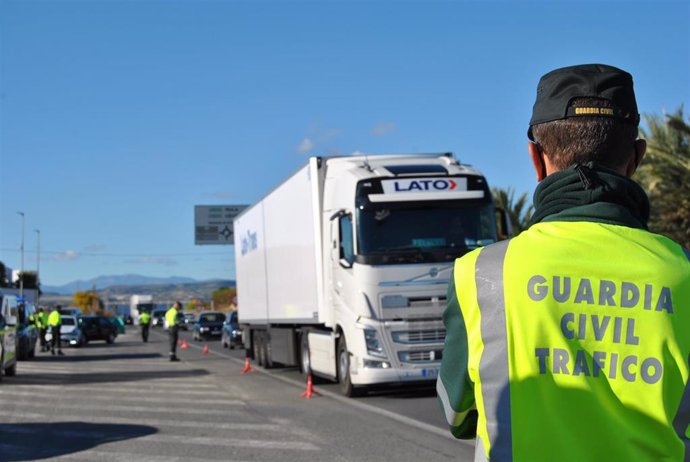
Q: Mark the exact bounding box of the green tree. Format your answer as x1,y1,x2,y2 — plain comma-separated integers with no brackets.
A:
635,107,690,248
492,187,534,236
212,287,237,309
0,261,9,287
14,271,40,291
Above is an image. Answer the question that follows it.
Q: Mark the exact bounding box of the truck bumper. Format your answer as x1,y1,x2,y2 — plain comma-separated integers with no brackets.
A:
349,359,440,385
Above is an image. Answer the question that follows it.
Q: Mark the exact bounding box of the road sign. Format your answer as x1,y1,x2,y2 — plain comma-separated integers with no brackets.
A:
194,205,248,245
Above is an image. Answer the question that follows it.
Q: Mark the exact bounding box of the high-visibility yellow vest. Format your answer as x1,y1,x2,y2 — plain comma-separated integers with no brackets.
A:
47,310,61,327
443,221,690,461
38,311,49,328
139,312,151,325
165,307,178,327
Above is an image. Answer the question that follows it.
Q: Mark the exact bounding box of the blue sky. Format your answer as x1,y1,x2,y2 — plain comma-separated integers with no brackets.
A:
1,0,688,286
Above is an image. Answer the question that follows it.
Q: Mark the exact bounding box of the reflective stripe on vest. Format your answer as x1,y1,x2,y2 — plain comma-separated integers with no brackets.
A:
475,241,512,461
674,355,690,462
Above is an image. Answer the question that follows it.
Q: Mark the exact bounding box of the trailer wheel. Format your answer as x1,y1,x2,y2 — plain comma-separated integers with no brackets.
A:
299,332,311,376
256,332,266,367
337,335,361,397
252,331,262,366
264,333,273,369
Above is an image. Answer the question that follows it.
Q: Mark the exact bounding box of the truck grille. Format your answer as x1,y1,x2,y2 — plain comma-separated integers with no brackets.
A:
398,349,443,363
391,329,446,344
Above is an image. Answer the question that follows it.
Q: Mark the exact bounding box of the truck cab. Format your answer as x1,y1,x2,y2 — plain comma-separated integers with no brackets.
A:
0,291,19,381
320,155,497,394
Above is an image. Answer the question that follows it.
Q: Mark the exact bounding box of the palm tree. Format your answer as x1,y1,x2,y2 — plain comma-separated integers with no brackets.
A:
635,107,690,249
491,187,534,236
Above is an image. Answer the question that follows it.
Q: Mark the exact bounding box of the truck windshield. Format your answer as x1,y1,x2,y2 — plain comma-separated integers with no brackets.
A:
356,202,497,265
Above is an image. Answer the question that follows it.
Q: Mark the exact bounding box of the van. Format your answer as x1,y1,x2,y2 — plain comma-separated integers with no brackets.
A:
0,291,19,381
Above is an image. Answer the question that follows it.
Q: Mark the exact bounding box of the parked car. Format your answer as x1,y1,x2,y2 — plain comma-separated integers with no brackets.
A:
193,311,225,341
58,315,85,347
183,312,195,328
221,311,242,349
17,302,39,359
177,312,189,331
0,291,18,381
151,308,167,328
78,315,118,344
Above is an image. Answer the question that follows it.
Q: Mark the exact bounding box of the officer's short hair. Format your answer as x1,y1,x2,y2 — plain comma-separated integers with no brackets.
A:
531,97,639,170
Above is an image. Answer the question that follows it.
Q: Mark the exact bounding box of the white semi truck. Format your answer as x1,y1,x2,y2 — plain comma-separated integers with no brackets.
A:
130,294,154,325
234,153,504,396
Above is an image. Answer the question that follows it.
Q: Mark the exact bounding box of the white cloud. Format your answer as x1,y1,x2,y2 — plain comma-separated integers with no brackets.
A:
297,137,315,154
296,126,343,155
51,250,80,261
371,122,397,136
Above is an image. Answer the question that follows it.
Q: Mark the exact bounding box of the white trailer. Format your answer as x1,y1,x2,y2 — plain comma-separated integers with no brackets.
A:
234,153,503,396
130,294,154,324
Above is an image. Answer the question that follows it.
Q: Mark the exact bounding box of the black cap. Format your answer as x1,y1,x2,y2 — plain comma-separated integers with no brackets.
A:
528,64,640,140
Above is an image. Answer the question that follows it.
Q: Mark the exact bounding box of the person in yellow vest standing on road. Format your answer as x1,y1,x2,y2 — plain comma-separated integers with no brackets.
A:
437,64,690,461
37,307,49,352
165,302,182,361
139,310,151,343
47,305,64,356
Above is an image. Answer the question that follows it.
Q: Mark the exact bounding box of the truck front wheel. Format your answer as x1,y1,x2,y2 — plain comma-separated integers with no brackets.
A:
337,335,360,397
299,332,311,376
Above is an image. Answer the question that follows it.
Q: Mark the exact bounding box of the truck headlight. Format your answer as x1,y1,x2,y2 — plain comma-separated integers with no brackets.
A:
363,359,391,369
364,328,385,358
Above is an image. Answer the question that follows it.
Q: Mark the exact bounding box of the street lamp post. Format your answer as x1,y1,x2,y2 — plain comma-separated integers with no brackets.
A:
35,229,41,305
18,211,25,300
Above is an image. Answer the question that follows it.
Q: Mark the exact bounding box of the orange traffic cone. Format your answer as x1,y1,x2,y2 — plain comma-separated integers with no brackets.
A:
240,357,254,375
181,339,189,350
300,374,320,399
202,344,209,355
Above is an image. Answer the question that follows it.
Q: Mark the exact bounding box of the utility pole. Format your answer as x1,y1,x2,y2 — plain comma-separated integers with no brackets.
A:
35,229,41,305
18,211,25,300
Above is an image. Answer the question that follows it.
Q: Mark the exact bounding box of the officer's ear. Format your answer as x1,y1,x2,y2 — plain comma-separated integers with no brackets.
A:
529,142,547,182
626,139,647,177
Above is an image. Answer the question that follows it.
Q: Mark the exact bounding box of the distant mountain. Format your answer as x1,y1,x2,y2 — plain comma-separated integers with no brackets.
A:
43,274,199,295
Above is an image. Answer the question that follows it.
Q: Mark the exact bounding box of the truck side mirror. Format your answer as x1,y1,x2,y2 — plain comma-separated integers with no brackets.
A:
495,207,513,241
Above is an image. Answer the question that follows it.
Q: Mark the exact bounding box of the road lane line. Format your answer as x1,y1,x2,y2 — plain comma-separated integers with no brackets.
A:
3,391,245,406
3,412,284,432
0,399,246,417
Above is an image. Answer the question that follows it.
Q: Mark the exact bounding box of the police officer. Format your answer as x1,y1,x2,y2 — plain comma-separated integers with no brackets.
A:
37,307,49,351
139,309,151,343
165,302,182,361
437,64,690,461
47,305,64,356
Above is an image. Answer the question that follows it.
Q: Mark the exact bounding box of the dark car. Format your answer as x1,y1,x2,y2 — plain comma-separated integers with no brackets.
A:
221,311,242,349
193,311,225,341
16,302,38,359
78,315,118,344
177,312,188,331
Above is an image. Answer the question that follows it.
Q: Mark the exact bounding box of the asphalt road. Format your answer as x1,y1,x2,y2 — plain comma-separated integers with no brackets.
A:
0,326,475,462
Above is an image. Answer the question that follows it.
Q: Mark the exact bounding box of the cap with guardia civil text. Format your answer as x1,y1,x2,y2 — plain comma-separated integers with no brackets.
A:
528,64,640,141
